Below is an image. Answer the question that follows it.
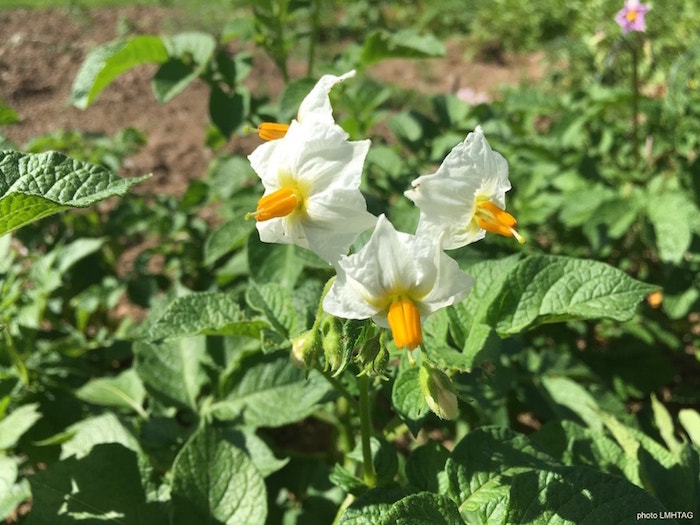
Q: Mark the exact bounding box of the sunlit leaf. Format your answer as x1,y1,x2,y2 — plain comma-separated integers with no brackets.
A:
70,35,169,109
134,338,207,411
0,403,41,450
75,369,147,418
171,425,267,525
148,291,268,341
210,350,332,427
0,150,149,236
486,255,657,336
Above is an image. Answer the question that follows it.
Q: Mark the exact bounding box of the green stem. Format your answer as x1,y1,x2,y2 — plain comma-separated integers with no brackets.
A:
631,42,640,170
358,374,376,487
3,327,28,386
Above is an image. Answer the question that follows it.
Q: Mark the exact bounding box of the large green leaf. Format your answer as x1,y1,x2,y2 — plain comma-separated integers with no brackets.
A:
171,425,267,525
134,338,207,411
445,426,667,524
379,492,463,525
27,443,166,525
60,413,142,460
245,280,300,338
338,486,417,525
0,403,41,450
148,291,268,342
486,255,657,335
0,455,30,522
210,350,332,427
391,363,428,437
70,35,169,109
153,32,217,103
0,150,149,236
646,191,699,263
360,29,446,65
446,255,520,370
75,369,147,418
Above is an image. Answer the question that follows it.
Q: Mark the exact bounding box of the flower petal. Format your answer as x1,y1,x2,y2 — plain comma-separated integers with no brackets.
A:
297,70,356,127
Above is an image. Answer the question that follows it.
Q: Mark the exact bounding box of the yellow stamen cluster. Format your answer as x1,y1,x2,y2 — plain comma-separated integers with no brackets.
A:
256,122,290,141
474,200,525,244
246,187,299,222
625,10,638,22
387,297,422,350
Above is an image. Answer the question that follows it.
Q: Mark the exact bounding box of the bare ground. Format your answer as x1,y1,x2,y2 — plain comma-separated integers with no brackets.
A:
0,6,542,196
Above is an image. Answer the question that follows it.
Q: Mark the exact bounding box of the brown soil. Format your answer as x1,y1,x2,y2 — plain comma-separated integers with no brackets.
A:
0,6,541,196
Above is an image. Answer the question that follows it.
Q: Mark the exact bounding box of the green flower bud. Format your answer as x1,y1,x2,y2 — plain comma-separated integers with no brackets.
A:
419,362,458,420
355,337,389,376
320,316,344,372
290,329,321,369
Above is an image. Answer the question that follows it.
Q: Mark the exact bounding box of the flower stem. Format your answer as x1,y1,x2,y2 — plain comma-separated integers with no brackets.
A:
631,42,640,170
357,374,376,487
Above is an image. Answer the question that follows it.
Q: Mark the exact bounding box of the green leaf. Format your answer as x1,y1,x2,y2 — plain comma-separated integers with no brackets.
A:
27,443,166,525
486,255,657,336
337,486,417,525
388,111,423,143
153,32,216,103
360,29,446,65
0,403,41,450
245,281,300,338
647,191,698,263
225,428,289,477
0,150,149,236
210,350,332,427
70,35,169,109
209,86,247,138
149,291,268,341
75,369,147,418
134,338,207,411
329,463,366,495
679,408,700,447
0,455,30,522
531,421,641,486
405,442,450,493
507,467,667,524
0,101,19,125
171,425,267,525
204,218,255,265
278,77,317,122
540,376,605,432
60,413,142,460
379,492,463,525
651,394,683,456
446,427,667,524
392,363,428,437
247,235,304,288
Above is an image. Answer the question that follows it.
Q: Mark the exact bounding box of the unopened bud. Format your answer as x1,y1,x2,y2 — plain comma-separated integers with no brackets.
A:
290,329,321,369
419,362,458,420
355,337,389,376
320,316,344,372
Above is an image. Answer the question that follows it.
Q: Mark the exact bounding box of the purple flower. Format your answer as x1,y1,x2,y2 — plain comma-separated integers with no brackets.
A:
615,0,651,33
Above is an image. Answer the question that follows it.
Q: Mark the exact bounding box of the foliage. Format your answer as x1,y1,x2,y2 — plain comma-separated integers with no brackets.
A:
2,1,699,524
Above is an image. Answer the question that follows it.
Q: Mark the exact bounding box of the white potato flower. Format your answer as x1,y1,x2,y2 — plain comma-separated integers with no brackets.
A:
405,126,524,249
246,119,376,264
255,70,356,141
323,215,473,349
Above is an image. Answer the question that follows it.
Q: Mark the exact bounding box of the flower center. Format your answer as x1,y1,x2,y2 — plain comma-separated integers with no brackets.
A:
387,297,422,350
625,9,638,22
256,122,290,141
474,200,525,244
246,187,300,222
